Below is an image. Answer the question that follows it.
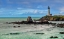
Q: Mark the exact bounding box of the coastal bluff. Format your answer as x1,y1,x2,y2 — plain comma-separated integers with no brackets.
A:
39,15,64,21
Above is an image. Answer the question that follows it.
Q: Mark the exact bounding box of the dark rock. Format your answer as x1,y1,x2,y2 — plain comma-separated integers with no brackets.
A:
3,33,20,35
11,22,22,24
6,21,51,24
27,16,33,22
60,32,64,34
13,26,16,28
57,24,64,28
6,16,54,24
10,33,20,35
50,36,58,38
50,36,53,38
35,33,44,34
18,26,20,27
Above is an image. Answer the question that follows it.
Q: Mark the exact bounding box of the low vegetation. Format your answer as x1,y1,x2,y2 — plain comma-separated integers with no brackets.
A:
42,15,64,21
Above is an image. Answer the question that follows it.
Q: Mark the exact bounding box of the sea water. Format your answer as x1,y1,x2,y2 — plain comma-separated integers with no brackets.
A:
0,17,64,39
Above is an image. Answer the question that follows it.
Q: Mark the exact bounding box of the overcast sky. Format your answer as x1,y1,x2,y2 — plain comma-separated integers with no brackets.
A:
0,0,64,17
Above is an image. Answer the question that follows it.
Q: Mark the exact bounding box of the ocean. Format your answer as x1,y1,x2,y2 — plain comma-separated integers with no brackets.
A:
0,17,64,39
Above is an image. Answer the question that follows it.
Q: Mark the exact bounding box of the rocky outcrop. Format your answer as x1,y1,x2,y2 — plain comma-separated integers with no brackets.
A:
27,16,33,23
7,21,49,24
27,16,33,22
39,16,64,21
6,16,50,24
57,24,64,28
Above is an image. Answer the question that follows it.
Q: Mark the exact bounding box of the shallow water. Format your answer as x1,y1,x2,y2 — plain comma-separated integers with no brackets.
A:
0,24,64,39
0,18,64,39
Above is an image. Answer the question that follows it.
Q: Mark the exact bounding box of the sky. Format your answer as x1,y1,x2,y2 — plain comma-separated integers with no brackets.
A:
0,0,64,17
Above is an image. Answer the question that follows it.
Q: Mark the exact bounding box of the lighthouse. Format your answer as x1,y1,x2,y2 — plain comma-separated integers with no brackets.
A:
48,6,52,16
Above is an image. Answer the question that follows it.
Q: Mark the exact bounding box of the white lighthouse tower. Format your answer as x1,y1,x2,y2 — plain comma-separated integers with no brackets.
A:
48,6,52,16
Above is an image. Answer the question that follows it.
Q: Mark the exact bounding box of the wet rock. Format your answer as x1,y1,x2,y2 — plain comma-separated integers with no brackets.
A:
6,16,56,24
10,33,20,35
60,32,64,34
13,26,16,28
50,36,58,38
2,33,20,35
18,26,20,27
27,16,33,22
35,33,44,35
57,24,64,28
27,16,33,23
50,36,53,38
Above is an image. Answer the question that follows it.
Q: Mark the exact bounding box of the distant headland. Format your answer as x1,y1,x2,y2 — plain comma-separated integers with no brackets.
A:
38,6,64,21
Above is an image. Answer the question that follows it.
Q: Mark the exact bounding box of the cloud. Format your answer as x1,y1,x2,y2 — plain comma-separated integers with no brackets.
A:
59,7,64,14
15,9,47,15
0,8,48,16
34,10,38,14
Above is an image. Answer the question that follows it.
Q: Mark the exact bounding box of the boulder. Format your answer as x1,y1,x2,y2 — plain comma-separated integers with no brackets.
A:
50,36,58,38
18,26,20,27
57,24,64,28
27,16,33,23
13,26,16,28
59,32,64,34
27,16,32,21
50,36,53,38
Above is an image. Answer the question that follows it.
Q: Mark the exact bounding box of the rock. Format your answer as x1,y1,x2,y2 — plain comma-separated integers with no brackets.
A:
50,36,53,38
3,33,20,35
35,33,44,34
13,26,16,28
10,33,20,35
21,21,28,24
27,16,33,22
50,36,58,38
18,26,20,27
60,32,64,34
57,24,64,28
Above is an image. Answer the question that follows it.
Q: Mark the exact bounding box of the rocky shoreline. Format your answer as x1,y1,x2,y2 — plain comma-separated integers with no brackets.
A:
6,21,50,24
6,16,53,24
5,16,64,28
